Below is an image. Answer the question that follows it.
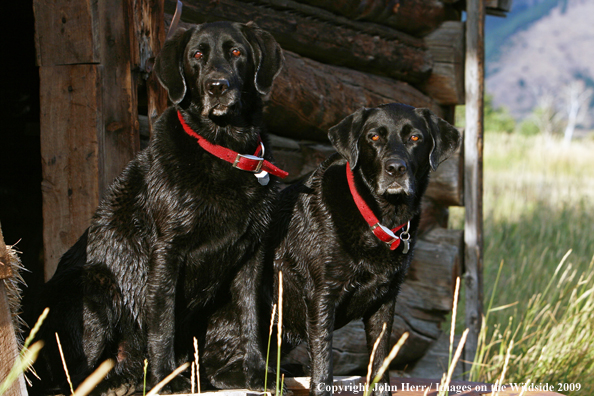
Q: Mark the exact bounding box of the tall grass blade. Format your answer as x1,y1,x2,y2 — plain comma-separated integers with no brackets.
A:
0,340,43,396
145,362,190,396
71,359,115,396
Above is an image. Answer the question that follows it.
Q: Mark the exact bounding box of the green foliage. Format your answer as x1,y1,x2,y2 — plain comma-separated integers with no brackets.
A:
455,95,516,133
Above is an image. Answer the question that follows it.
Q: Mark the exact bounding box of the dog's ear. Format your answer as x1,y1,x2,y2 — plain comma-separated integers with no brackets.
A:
414,108,461,171
154,28,195,104
328,107,372,169
241,22,284,95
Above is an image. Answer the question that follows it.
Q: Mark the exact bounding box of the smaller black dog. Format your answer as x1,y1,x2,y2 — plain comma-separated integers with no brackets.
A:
265,103,460,396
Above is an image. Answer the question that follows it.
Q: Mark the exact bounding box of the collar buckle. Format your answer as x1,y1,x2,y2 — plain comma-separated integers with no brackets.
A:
232,153,264,173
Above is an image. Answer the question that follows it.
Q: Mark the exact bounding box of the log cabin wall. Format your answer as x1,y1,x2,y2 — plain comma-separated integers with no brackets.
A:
33,0,508,372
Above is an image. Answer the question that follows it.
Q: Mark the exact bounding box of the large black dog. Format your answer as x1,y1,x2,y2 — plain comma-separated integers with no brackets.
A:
265,104,460,396
26,21,284,395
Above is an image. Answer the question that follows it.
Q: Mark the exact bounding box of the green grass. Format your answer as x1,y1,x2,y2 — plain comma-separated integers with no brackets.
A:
450,132,594,393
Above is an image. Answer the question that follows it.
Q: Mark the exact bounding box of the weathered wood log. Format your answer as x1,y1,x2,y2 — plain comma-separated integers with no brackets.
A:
290,0,461,37
164,0,432,84
266,50,442,141
283,227,463,374
420,21,465,105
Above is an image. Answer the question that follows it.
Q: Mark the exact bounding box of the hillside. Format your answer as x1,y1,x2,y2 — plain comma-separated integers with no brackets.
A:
485,0,594,129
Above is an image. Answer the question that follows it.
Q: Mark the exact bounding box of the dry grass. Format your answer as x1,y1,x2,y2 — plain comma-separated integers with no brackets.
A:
450,132,594,394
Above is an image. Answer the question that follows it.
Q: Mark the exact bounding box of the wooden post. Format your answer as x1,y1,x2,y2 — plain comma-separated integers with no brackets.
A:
34,0,157,279
463,0,485,372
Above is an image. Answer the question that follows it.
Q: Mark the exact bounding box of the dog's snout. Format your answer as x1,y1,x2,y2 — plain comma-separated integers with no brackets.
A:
206,79,230,97
385,159,407,177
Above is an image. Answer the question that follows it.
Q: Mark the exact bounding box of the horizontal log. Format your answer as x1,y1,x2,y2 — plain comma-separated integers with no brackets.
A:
282,227,463,372
164,0,432,84
420,21,465,105
290,0,461,37
266,50,441,141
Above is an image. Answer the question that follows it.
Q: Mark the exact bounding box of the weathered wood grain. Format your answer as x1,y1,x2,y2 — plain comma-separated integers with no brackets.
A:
98,0,140,194
33,0,100,66
164,0,433,84
266,50,442,141
132,0,168,134
290,0,460,37
420,21,465,105
39,65,101,280
463,0,485,373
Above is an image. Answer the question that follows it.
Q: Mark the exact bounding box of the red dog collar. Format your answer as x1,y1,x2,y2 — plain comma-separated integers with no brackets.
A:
346,163,409,251
177,111,289,179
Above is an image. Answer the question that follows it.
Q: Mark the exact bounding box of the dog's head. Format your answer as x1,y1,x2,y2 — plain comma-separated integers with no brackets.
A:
154,21,283,119
328,103,460,196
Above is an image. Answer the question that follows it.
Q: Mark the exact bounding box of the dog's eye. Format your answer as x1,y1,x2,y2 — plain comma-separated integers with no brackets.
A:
409,135,420,142
231,49,242,57
194,51,204,60
369,133,380,141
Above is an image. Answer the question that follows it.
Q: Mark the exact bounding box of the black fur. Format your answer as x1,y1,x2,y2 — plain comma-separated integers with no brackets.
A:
264,103,460,396
25,21,283,395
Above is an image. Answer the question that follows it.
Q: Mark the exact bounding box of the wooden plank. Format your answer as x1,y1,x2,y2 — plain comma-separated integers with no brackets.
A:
463,0,485,374
0,224,26,396
32,0,100,66
420,21,465,105
39,65,101,280
267,50,442,141
97,0,140,195
165,0,433,84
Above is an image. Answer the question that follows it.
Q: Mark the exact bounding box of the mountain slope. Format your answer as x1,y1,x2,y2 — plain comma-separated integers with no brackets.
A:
485,0,594,127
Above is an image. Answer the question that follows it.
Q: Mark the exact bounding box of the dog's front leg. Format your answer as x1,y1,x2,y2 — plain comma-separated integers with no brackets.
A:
363,298,396,396
307,291,336,396
232,250,269,390
146,245,184,391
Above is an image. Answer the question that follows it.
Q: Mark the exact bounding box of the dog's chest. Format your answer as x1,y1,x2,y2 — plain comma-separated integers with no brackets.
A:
332,254,407,323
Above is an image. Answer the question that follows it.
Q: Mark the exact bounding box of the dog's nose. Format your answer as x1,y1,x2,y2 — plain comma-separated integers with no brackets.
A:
206,79,230,97
385,159,407,177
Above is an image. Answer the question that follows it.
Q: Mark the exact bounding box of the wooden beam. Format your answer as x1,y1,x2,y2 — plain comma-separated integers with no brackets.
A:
463,0,485,372
39,65,102,280
32,0,100,65
97,0,140,195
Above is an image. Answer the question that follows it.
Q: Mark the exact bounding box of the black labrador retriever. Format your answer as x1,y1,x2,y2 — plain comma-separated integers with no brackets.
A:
264,103,460,396
26,21,284,395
